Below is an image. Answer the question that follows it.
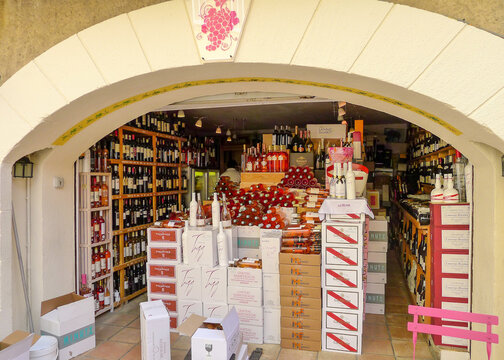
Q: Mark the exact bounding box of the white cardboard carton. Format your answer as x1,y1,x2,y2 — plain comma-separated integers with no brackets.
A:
227,286,263,307
201,266,228,303
203,303,230,318
237,226,261,258
140,300,171,360
187,227,218,267
263,307,281,344
260,229,282,273
236,343,248,360
263,273,280,307
177,300,203,326
0,332,36,360
185,308,241,360
240,324,264,344
232,304,264,326
176,264,202,300
40,293,95,360
147,294,178,313
228,267,262,288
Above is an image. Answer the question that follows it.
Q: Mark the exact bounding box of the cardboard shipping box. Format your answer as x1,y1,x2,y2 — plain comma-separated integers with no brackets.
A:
186,227,218,266
281,317,321,331
179,309,241,360
280,296,321,309
228,267,262,288
281,306,321,321
264,308,281,344
280,285,321,299
281,327,321,342
176,264,202,300
279,264,321,277
40,293,95,360
203,303,229,318
201,266,228,303
279,253,321,266
140,301,171,360
0,332,37,360
227,286,263,307
232,304,264,326
281,338,321,352
280,274,320,288
263,273,280,307
260,229,282,273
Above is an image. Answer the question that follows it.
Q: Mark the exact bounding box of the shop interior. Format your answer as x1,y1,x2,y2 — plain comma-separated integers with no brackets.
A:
72,92,472,358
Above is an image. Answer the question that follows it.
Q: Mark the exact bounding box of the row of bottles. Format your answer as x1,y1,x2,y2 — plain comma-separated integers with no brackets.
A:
122,198,154,228
188,192,232,228
127,112,186,137
90,176,109,208
156,168,182,192
408,127,449,159
181,136,218,168
241,144,289,173
91,245,112,279
93,280,111,312
329,162,356,200
112,232,147,266
156,139,180,163
156,195,179,220
271,126,314,153
91,211,108,243
122,166,153,194
124,262,147,296
89,140,111,172
122,133,154,162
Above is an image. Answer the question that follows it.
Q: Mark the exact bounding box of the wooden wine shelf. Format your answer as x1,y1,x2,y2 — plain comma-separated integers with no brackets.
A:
91,272,113,284
113,223,154,236
95,305,113,317
122,287,147,303
108,158,187,168
112,189,187,200
411,146,455,163
113,256,147,272
89,172,112,176
80,238,112,248
121,125,187,142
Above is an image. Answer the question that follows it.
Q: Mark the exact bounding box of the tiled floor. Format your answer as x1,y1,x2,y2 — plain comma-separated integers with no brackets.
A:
75,252,435,359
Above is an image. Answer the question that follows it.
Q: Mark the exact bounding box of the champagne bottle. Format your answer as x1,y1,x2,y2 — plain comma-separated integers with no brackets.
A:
305,130,314,153
335,164,346,199
329,166,337,198
346,161,356,200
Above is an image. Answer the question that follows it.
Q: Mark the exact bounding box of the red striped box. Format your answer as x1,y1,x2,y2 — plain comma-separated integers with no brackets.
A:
148,278,177,296
323,223,363,247
323,246,362,267
147,227,183,245
147,262,176,279
324,289,363,312
322,330,361,354
323,309,361,333
147,245,180,263
323,267,362,289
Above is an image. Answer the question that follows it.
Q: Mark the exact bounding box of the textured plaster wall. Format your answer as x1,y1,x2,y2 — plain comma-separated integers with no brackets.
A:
0,0,504,84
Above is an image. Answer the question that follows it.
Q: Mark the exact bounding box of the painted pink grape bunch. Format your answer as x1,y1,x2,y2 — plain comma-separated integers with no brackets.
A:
201,0,240,51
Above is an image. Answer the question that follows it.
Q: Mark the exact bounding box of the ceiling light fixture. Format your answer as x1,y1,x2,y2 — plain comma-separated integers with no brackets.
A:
338,101,347,108
195,117,203,128
177,110,185,118
216,125,222,134
226,129,232,136
232,133,237,140
227,136,232,142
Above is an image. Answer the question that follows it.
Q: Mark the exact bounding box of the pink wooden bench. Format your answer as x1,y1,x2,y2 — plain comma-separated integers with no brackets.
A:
408,305,499,360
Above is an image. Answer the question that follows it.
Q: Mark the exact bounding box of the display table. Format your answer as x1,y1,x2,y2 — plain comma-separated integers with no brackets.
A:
318,198,375,220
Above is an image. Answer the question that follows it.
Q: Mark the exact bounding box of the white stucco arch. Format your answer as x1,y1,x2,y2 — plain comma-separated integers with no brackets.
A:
0,1,503,357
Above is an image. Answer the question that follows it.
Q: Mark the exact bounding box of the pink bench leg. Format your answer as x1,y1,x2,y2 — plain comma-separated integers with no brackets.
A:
487,324,492,360
412,314,418,360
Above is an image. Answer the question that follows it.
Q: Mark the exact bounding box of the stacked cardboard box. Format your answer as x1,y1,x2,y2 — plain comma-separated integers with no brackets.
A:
365,216,388,314
228,266,264,344
260,229,282,344
322,220,365,355
147,227,183,331
279,253,321,352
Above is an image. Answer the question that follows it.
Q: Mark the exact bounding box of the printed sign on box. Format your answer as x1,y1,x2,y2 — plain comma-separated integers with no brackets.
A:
176,264,202,300
187,228,218,267
201,266,227,303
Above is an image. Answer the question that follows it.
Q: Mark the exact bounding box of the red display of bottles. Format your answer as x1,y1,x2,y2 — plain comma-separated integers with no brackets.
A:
242,145,289,173
280,166,320,189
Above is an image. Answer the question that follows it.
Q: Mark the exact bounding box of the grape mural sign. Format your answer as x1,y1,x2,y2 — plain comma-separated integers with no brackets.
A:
190,0,248,61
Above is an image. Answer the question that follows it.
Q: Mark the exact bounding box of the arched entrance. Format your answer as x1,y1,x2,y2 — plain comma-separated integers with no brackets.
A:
0,1,503,358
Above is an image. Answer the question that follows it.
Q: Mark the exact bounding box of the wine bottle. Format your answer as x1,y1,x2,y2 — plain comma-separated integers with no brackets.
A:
221,194,232,228
346,161,356,200
196,193,206,227
335,164,346,199
212,193,220,229
217,222,229,266
291,126,300,153
443,174,459,203
329,166,337,198
189,192,197,227
182,220,189,264
430,174,443,203
305,130,314,153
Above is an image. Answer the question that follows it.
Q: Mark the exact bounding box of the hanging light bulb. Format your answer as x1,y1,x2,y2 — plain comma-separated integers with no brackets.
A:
338,108,346,117
338,101,347,108
216,125,222,134
177,110,185,118
226,129,231,136
227,136,232,142
232,132,237,140
195,117,203,128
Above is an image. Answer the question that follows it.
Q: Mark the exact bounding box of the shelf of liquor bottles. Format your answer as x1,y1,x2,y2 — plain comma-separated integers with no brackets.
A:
114,256,147,272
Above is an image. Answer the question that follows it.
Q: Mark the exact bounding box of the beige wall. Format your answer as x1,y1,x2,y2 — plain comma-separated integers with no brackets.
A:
1,0,504,84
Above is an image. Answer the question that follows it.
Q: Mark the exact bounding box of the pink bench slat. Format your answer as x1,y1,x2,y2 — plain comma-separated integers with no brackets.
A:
408,322,498,344
408,305,499,325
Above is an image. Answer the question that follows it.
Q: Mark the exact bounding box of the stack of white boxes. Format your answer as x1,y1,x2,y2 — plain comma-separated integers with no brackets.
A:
260,229,282,344
177,226,219,326
228,265,264,344
146,226,183,331
365,216,388,314
322,217,366,355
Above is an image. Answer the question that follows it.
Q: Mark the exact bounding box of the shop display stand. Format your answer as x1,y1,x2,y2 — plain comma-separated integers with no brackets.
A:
78,172,113,316
110,125,187,307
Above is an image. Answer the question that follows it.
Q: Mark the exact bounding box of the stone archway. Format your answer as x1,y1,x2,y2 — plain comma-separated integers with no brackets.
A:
0,1,503,357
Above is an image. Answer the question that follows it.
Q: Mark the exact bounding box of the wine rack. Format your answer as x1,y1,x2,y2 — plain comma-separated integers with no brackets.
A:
109,124,187,306
78,172,114,317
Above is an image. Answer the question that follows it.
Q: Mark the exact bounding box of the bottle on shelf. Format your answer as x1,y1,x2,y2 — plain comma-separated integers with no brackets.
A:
346,161,356,200
443,174,459,203
352,132,362,160
430,174,444,203
196,193,206,227
305,130,314,153
104,282,111,308
291,126,301,153
217,221,228,266
182,220,189,265
335,164,346,199
453,151,467,202
189,192,197,227
80,274,92,298
212,193,220,229
329,166,337,199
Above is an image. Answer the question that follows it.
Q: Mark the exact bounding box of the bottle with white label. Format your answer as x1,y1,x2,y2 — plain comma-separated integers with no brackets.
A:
430,174,444,203
443,174,459,203
196,193,206,227
345,161,356,199
189,192,197,227
221,194,232,228
212,193,220,229
182,220,189,264
329,166,338,198
335,164,346,199
217,221,229,266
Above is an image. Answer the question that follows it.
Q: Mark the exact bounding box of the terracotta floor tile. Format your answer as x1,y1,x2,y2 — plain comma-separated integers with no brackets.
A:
358,355,395,360
385,314,411,327
172,335,191,350
363,323,389,339
109,327,140,344
277,348,317,360
86,341,134,360
247,343,281,359
126,318,140,329
392,339,433,358
170,349,189,360
95,324,123,341
318,351,356,359
100,313,138,327
385,295,410,305
388,325,412,340
120,343,141,360
363,314,386,325
385,303,409,314
361,339,394,356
